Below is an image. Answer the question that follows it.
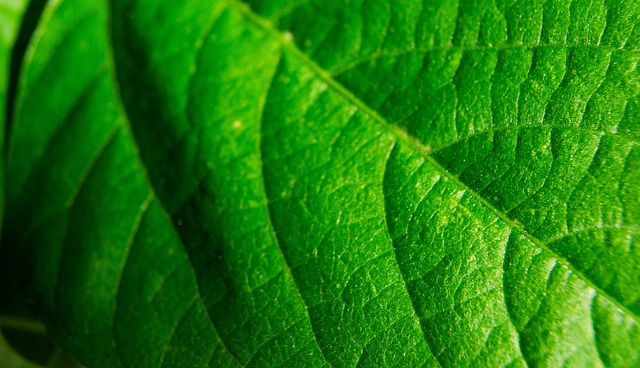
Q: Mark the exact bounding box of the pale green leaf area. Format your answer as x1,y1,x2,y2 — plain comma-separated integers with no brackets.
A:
2,0,639,367
0,333,40,368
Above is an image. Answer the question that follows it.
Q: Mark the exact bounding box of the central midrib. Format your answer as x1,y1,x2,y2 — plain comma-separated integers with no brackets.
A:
225,0,640,325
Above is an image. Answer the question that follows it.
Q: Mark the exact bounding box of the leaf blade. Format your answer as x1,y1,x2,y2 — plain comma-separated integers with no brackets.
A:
3,0,639,367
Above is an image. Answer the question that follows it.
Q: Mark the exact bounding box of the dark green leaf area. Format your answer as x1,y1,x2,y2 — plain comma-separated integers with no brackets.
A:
4,2,224,368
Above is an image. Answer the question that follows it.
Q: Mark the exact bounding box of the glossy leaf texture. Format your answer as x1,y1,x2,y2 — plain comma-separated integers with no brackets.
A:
2,0,640,367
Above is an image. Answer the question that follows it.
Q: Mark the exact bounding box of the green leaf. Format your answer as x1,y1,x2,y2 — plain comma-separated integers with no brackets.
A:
0,333,40,368
0,0,27,126
0,0,27,236
3,0,639,367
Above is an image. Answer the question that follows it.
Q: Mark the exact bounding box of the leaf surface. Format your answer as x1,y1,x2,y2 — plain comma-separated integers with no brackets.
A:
3,0,640,367
0,0,27,236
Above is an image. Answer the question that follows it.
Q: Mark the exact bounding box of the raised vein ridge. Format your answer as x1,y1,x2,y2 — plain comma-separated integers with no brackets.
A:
226,0,640,325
